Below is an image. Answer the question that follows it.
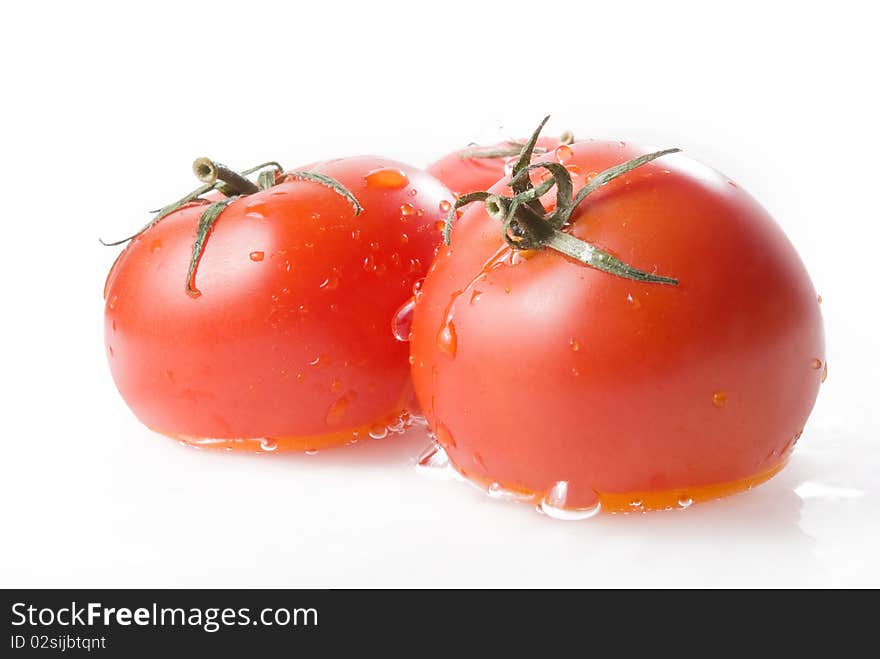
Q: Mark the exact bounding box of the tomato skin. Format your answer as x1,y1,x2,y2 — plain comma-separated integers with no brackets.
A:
427,137,562,196
105,157,452,449
410,141,824,510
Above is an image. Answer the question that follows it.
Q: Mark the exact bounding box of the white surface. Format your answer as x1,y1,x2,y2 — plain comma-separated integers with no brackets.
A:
2,0,878,587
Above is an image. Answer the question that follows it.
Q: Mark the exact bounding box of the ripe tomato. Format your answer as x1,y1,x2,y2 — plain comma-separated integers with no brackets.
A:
104,156,452,451
410,139,824,514
427,136,568,196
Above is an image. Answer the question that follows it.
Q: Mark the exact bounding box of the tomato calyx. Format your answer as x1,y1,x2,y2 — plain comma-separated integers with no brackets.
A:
443,116,681,285
457,129,574,161
100,157,364,296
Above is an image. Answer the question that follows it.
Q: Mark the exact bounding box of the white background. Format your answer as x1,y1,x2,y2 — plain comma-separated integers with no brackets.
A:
1,0,877,587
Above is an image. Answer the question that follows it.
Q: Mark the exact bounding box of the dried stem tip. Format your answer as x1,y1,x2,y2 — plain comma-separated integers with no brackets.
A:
192,158,259,195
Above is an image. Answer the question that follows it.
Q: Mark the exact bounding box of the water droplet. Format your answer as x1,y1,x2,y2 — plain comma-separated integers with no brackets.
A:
392,297,416,342
439,199,452,213
400,233,409,244
351,228,361,241
310,354,330,367
408,354,415,365
260,438,278,452
713,391,728,408
817,294,823,304
304,449,319,455
822,361,828,383
434,220,446,232
469,289,482,304
111,319,117,331
811,358,822,370
365,168,409,189
435,422,456,449
554,144,574,163
569,338,580,352
409,258,422,274
417,443,450,469
628,499,643,509
311,212,321,220
400,203,416,217
330,378,343,392
368,425,388,440
626,293,641,309
408,188,418,197
539,481,601,520
437,320,457,357
249,251,264,262
325,395,350,425
565,164,582,177
319,275,339,290
412,278,424,299
108,295,117,310
677,496,693,509
296,372,305,383
150,239,162,253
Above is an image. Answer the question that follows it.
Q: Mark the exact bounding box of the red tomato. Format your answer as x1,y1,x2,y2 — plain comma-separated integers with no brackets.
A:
427,136,566,196
409,140,824,514
104,157,452,451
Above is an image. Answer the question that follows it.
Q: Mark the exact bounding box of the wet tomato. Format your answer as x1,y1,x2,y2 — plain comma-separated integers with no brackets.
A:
427,136,568,196
104,157,452,451
410,137,824,514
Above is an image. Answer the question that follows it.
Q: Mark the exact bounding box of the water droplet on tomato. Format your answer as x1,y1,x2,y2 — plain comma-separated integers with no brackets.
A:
150,239,162,253
569,338,580,352
554,144,574,163
260,438,278,452
412,278,424,299
408,188,418,197
437,320,457,357
249,251,264,262
319,275,339,290
539,481,601,520
469,289,482,305
435,422,456,448
111,319,117,331
677,496,693,509
369,425,388,440
325,395,350,424
811,358,823,370
822,361,828,383
712,391,728,408
434,220,446,232
311,212,321,220
400,203,416,217
817,294,823,304
400,233,409,244
330,378,343,392
305,449,319,455
392,297,416,342
629,499,643,510
310,354,330,367
626,293,641,309
365,168,409,189
408,354,415,365
439,199,452,213
417,443,450,470
296,372,305,383
108,295,117,310
351,228,361,241
409,257,422,273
